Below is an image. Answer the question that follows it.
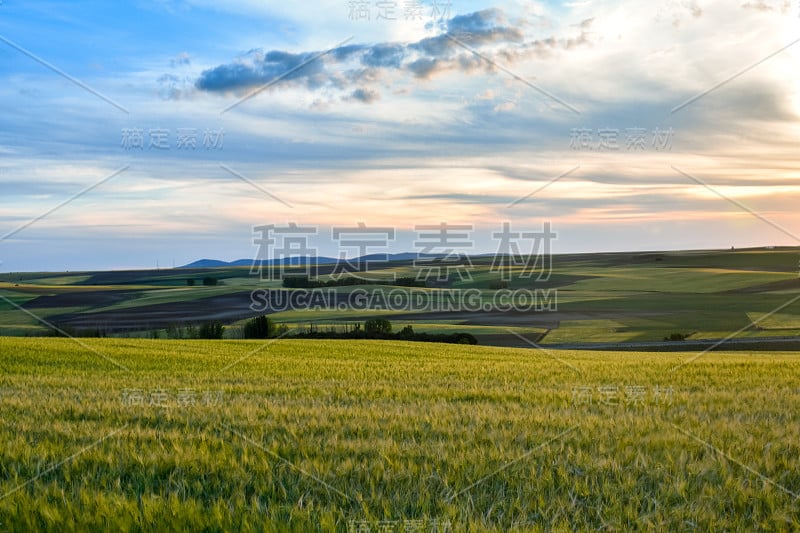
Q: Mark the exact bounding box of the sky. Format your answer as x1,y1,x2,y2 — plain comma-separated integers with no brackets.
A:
1,0,799,271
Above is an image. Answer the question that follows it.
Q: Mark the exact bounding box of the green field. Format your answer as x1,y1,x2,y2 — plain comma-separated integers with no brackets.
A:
1,337,799,531
1,247,799,347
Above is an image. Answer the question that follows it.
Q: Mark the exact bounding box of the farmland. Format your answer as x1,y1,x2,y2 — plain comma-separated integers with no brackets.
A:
1,248,798,530
1,337,799,531
1,247,799,348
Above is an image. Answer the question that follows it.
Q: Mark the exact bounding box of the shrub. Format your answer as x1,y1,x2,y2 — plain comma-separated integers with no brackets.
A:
243,315,274,339
453,332,478,345
198,321,224,339
398,325,415,337
365,318,392,335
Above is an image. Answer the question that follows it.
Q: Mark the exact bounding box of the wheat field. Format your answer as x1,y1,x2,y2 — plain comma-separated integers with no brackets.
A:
1,337,798,531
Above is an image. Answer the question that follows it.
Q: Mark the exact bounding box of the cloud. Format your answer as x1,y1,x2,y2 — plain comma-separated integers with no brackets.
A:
493,100,516,112
361,43,406,68
157,73,194,100
741,1,775,11
347,88,380,103
444,7,524,42
193,7,591,101
406,57,440,79
170,52,191,67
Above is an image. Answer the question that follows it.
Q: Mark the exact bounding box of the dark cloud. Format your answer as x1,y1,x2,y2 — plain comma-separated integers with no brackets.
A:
193,8,592,101
347,88,380,103
362,43,407,68
407,58,440,79
445,7,523,43
448,8,506,33
331,43,369,61
195,48,329,92
195,61,265,92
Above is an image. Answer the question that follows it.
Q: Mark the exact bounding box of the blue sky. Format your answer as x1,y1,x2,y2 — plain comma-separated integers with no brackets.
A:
1,0,799,271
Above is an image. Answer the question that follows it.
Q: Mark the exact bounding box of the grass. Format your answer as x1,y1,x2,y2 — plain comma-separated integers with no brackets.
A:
1,248,798,345
1,337,799,531
562,267,794,294
85,285,246,313
542,319,641,343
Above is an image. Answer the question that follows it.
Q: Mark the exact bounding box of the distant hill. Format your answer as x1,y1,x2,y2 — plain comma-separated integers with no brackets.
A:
181,257,337,268
181,259,235,268
180,253,446,269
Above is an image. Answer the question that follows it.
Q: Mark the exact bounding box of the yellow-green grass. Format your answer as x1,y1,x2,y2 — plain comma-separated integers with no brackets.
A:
0,282,158,293
563,267,794,294
84,286,248,314
654,249,800,271
543,320,641,343
747,312,800,330
1,337,798,531
546,311,800,344
13,275,93,286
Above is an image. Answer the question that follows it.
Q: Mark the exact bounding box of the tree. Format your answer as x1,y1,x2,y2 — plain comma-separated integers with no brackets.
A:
364,318,392,335
398,325,414,337
187,279,195,286
198,321,224,339
453,332,478,345
243,315,274,339
202,277,218,286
